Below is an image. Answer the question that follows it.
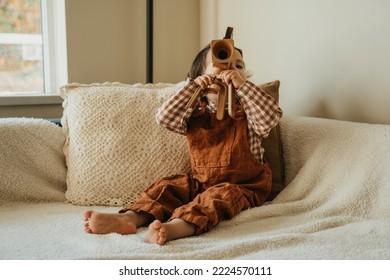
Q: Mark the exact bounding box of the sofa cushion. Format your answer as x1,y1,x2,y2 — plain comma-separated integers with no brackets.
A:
0,118,67,205
60,81,284,206
260,80,285,200
60,82,191,206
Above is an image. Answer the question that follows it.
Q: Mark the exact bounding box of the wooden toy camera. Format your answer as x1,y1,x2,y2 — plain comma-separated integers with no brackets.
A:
187,27,238,120
210,26,235,71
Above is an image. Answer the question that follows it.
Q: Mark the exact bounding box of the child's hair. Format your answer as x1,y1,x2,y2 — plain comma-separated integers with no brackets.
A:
187,44,244,79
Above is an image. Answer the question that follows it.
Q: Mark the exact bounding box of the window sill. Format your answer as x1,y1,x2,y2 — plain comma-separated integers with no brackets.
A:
0,94,62,106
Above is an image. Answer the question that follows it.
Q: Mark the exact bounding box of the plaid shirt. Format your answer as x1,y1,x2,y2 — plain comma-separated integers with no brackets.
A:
156,80,283,162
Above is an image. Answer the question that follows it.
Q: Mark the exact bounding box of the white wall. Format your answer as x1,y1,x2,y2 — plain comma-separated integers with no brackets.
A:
65,0,146,84
154,0,199,83
201,0,390,124
66,0,199,85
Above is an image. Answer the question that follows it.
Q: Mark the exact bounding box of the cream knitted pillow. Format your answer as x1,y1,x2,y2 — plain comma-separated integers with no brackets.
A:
60,82,191,206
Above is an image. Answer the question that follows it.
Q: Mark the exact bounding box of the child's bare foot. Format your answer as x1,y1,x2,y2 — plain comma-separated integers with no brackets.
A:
144,219,196,245
84,211,137,235
145,220,167,245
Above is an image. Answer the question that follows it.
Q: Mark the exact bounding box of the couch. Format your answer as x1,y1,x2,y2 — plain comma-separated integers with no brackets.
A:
1,81,390,260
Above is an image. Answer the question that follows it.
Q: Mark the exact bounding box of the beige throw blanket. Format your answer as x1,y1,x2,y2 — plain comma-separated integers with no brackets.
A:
0,118,66,206
1,116,390,259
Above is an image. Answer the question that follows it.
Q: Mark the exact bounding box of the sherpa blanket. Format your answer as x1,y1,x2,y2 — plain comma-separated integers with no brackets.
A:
0,118,66,206
1,116,390,259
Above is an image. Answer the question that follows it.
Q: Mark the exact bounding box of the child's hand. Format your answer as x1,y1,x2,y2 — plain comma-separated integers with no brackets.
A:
193,74,215,89
219,69,247,89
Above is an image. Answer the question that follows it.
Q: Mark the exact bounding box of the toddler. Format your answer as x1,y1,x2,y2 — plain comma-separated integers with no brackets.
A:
84,43,283,245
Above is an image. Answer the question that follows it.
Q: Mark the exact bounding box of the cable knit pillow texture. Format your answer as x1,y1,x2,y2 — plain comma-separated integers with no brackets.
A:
60,81,284,206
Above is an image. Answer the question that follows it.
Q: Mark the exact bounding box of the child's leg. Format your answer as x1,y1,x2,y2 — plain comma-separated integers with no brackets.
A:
84,210,153,234
169,182,261,236
143,183,258,245
121,173,198,223
84,173,197,236
144,218,196,245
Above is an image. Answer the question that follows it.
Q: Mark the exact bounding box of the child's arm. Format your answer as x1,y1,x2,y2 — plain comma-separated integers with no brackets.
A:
235,80,283,138
156,81,199,134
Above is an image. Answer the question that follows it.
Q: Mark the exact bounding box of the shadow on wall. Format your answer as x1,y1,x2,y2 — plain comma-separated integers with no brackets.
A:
306,85,390,125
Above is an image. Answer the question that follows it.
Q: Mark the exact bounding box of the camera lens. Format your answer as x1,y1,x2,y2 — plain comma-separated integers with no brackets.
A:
217,49,229,59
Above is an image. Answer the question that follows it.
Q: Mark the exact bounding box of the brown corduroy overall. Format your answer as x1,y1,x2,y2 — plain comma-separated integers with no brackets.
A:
121,112,272,235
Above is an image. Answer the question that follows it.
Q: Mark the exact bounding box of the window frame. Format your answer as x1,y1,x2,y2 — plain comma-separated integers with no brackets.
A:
0,0,67,106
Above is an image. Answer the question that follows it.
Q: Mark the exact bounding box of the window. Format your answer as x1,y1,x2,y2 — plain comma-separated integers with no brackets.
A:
0,0,67,101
